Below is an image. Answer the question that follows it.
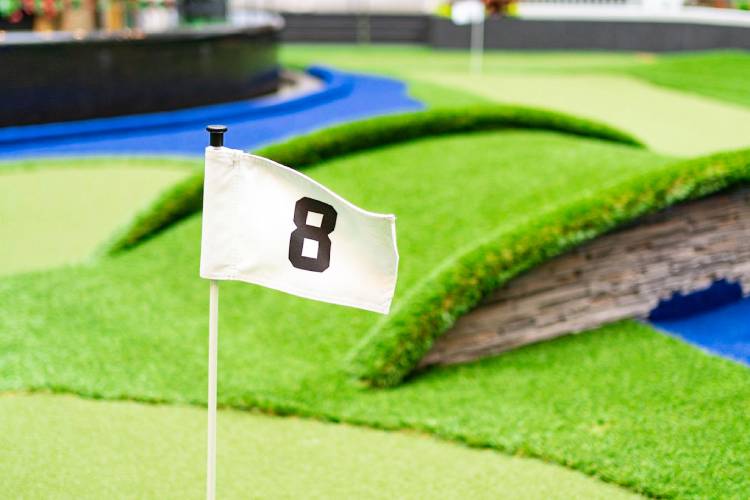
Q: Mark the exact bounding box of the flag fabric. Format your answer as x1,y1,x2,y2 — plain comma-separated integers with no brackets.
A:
200,146,399,314
451,0,485,25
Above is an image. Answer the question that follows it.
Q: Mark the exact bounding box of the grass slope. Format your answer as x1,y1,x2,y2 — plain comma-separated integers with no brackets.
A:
5,130,745,496
0,161,192,276
0,393,638,499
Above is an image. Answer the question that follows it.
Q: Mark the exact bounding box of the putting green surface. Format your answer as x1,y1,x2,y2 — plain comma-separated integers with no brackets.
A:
422,73,750,156
628,50,750,109
0,393,638,499
282,45,645,76
0,163,190,276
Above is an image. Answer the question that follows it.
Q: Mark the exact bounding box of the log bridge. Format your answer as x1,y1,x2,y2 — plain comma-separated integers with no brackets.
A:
421,188,750,367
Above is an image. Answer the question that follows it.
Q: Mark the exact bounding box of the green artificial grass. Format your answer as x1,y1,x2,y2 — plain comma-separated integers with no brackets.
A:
4,49,750,498
629,50,750,109
422,72,750,156
0,393,638,499
104,106,641,254
6,129,748,496
0,161,192,276
282,44,645,78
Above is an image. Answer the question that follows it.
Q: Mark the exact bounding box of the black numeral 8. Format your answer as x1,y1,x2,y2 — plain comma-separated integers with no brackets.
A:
288,197,337,272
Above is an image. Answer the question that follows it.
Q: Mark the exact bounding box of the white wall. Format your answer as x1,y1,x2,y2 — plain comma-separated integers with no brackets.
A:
230,0,442,14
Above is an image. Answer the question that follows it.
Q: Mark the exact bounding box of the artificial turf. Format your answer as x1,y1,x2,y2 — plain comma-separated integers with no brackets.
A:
5,48,750,497
628,50,750,109
0,393,638,499
282,45,750,157
282,45,750,111
421,72,750,156
280,44,645,78
7,130,745,496
0,162,192,276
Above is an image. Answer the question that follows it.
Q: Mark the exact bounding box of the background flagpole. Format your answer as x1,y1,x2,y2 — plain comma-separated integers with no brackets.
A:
470,16,484,75
207,279,219,500
205,125,227,500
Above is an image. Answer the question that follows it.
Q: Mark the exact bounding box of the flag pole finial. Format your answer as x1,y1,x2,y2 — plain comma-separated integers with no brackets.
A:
206,125,228,148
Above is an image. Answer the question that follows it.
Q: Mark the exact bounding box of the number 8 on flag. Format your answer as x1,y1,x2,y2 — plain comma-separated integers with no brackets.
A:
289,197,338,272
200,144,399,314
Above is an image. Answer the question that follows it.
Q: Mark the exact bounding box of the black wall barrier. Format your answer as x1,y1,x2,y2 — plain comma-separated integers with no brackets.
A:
279,12,750,52
430,16,750,51
0,21,282,127
281,13,429,43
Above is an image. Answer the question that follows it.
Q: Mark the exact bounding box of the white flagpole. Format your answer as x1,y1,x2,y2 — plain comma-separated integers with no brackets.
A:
204,125,227,500
470,16,484,75
207,279,219,500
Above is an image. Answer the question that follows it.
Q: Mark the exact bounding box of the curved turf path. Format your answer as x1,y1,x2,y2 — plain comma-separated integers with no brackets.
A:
7,131,747,496
1,393,638,499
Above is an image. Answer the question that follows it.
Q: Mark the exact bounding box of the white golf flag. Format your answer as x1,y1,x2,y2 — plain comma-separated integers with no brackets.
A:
200,146,399,314
452,0,485,25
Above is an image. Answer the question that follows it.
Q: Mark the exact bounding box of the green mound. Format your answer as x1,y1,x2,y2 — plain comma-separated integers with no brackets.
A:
104,106,642,255
0,160,193,276
1,393,638,499
0,130,667,399
352,147,750,387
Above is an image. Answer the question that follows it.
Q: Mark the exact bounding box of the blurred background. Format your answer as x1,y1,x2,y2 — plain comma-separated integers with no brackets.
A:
1,0,749,35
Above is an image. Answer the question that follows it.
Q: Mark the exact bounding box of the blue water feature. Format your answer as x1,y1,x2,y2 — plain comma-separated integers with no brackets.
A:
0,66,423,159
650,280,750,366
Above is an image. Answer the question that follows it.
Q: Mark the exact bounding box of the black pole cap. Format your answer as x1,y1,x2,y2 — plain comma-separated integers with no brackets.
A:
207,125,228,147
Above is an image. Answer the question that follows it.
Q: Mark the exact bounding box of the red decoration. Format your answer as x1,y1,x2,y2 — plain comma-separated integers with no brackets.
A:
9,8,24,22
43,0,56,16
484,0,512,15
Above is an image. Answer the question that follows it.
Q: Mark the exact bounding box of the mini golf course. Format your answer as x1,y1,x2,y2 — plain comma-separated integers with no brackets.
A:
3,48,750,498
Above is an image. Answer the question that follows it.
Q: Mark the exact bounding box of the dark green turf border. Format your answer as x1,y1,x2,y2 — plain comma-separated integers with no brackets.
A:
102,105,643,255
348,147,750,386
